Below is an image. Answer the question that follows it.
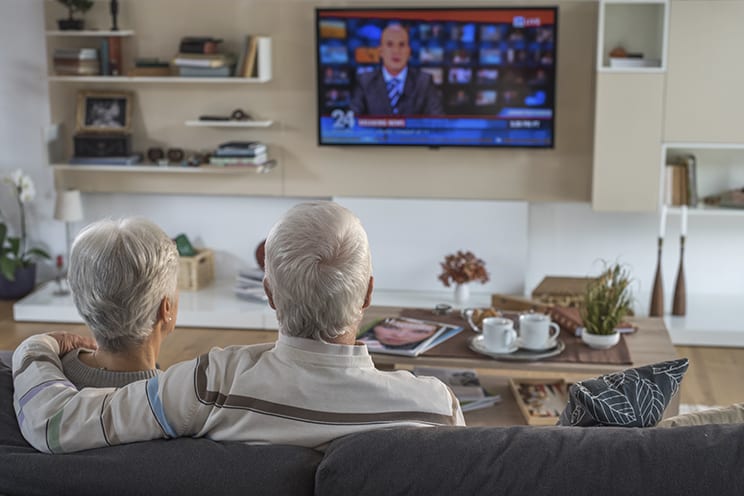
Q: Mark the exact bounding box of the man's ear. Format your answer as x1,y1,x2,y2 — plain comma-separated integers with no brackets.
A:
363,276,374,309
159,296,172,323
263,278,276,310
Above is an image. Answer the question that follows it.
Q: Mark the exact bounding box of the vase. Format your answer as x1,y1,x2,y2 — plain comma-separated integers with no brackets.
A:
454,283,470,306
581,330,620,350
0,265,37,300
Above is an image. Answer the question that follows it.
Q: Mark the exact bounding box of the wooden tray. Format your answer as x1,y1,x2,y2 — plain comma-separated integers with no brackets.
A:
509,378,571,426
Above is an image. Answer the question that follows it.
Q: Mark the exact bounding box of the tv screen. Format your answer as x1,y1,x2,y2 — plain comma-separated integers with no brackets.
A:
315,7,558,148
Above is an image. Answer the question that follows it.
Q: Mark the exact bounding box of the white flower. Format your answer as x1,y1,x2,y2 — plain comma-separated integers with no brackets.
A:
19,182,35,203
7,169,23,188
18,175,35,203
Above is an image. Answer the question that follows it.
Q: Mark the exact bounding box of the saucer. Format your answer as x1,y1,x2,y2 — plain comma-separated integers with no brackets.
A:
470,335,519,356
517,338,559,352
469,337,566,361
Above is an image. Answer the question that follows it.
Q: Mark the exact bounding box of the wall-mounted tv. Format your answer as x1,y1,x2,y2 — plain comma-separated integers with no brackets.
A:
315,7,558,148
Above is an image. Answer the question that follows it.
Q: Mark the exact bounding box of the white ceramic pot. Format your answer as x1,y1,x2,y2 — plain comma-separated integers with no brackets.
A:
581,330,620,349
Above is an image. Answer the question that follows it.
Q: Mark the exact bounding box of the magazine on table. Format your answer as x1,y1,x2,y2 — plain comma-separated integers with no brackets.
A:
357,316,463,357
413,367,502,412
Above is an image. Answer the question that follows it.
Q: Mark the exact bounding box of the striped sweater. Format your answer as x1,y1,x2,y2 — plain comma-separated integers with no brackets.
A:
13,333,464,453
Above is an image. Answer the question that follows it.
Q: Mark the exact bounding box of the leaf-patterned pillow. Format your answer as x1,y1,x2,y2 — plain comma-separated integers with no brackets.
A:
557,358,689,427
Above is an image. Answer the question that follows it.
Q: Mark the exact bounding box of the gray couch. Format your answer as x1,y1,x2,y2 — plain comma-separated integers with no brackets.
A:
1,351,742,496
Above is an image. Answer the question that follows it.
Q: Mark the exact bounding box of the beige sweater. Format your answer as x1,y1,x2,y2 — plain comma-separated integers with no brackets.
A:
13,333,464,453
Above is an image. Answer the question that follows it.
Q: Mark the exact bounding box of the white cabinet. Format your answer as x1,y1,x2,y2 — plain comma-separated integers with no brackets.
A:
592,0,669,212
592,73,665,212
664,1,744,143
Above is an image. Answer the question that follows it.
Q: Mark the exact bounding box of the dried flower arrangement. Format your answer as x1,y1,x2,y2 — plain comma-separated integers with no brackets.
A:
438,250,490,287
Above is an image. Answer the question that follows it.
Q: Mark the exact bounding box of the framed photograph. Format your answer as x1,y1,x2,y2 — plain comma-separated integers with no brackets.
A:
76,91,133,133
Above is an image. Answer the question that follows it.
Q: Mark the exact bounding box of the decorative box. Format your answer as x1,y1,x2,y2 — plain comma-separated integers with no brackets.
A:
509,378,571,426
73,133,132,157
178,249,215,291
531,276,597,308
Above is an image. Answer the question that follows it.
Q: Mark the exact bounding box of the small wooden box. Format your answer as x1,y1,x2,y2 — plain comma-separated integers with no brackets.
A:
178,249,214,291
531,276,597,308
509,378,571,426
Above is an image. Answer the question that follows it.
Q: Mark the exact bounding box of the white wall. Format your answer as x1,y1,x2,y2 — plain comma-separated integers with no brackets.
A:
3,1,743,343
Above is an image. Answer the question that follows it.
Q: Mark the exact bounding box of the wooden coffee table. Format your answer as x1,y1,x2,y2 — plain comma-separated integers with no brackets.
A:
363,306,681,425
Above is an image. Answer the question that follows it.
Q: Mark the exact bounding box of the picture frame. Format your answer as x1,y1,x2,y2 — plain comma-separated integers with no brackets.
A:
76,90,133,133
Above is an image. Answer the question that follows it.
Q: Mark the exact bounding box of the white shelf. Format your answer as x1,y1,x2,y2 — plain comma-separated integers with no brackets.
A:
185,120,274,128
598,67,665,74
46,30,134,37
666,205,744,217
598,0,668,71
664,293,744,347
51,161,277,174
48,75,271,83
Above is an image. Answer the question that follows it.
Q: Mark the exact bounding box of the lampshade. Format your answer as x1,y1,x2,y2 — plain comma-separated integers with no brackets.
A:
54,190,83,222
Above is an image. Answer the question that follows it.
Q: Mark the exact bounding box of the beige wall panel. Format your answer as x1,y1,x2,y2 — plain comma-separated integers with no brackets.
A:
592,73,664,212
665,1,744,143
46,0,597,201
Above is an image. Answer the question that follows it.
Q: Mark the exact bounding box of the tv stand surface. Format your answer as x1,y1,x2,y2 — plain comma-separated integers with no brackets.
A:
12,281,491,331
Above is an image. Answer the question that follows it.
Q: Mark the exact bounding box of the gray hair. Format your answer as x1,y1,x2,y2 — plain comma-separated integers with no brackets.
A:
68,218,180,352
264,201,372,341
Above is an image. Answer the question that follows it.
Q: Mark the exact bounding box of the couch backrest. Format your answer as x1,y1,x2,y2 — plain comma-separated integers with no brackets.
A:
317,423,744,496
0,350,322,496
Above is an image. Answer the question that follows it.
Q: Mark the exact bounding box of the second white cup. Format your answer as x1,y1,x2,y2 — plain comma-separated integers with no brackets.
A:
518,313,560,350
482,317,518,353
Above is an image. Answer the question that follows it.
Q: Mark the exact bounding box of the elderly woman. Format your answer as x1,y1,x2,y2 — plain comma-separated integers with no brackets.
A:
61,217,180,388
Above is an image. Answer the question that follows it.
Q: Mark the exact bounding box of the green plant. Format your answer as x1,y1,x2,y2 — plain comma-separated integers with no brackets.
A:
0,170,50,281
438,250,489,287
580,262,633,335
56,0,94,20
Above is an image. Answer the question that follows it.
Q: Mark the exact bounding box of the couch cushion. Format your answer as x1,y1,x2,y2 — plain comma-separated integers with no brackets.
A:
317,424,744,496
0,350,321,496
557,358,689,427
658,402,744,427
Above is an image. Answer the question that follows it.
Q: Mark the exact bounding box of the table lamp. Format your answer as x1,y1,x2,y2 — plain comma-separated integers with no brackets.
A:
54,189,83,271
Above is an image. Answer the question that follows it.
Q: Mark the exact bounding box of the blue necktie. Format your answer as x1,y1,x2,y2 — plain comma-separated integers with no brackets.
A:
387,77,401,113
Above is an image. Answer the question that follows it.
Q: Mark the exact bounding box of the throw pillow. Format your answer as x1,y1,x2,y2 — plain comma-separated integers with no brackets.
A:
557,358,689,427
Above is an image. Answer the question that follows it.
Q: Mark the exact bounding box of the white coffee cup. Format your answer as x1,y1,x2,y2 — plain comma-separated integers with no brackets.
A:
482,317,518,353
518,313,560,350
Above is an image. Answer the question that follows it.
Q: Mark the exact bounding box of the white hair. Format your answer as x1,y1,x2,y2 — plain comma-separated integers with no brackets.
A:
68,217,179,352
264,201,372,341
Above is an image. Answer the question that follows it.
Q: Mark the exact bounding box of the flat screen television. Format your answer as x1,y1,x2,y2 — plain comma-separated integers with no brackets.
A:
315,7,558,148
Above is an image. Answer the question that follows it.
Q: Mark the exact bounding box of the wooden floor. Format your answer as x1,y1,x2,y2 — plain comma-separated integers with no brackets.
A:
0,301,741,407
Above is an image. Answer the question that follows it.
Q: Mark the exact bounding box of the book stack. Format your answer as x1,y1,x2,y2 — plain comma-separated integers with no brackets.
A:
127,58,172,77
172,36,235,77
413,367,502,412
53,48,99,75
234,267,268,302
664,154,698,207
209,141,268,167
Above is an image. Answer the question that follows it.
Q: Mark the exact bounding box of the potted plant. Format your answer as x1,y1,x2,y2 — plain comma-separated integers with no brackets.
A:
579,262,633,349
0,170,50,300
438,250,489,305
56,0,94,30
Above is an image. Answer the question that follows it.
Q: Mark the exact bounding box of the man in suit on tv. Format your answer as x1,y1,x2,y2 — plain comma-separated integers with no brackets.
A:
350,24,443,116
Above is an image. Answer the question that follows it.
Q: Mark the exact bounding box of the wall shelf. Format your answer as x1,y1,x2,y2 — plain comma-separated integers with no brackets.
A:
52,161,277,174
48,75,270,83
45,30,134,37
184,120,274,128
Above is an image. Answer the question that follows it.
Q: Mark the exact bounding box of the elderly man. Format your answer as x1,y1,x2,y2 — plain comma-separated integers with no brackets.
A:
350,23,443,116
13,202,464,453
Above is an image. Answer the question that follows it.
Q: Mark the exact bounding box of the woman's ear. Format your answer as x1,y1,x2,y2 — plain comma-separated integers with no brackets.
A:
159,297,173,326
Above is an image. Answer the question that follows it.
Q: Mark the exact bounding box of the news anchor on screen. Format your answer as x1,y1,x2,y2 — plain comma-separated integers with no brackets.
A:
350,24,443,116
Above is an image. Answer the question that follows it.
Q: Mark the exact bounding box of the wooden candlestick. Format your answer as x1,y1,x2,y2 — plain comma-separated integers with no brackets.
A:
672,236,686,315
649,237,664,317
